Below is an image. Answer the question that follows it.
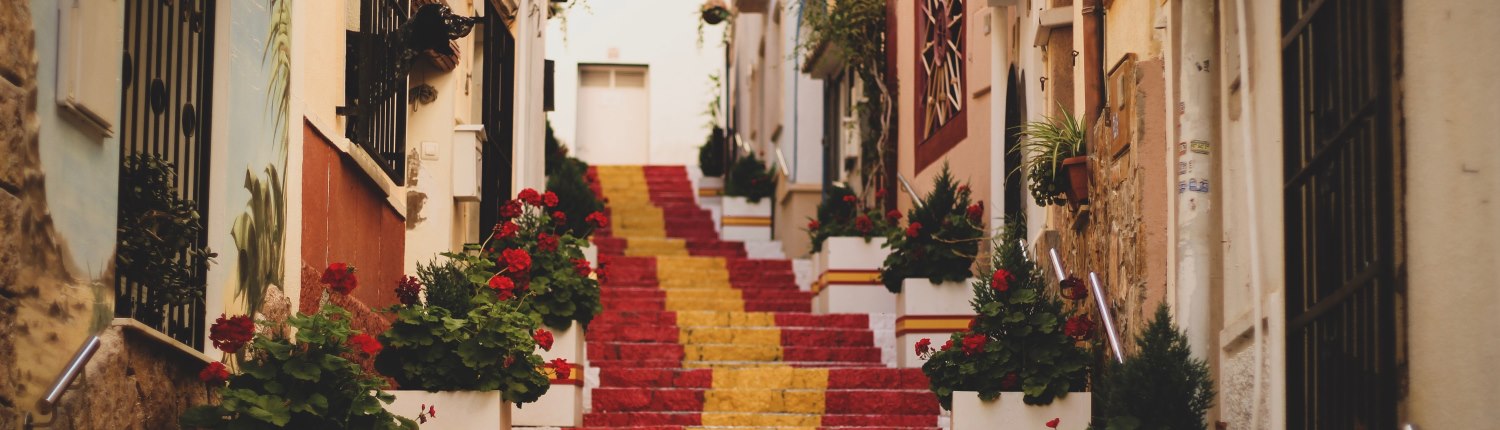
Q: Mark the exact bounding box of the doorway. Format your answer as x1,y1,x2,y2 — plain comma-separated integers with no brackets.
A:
576,64,650,164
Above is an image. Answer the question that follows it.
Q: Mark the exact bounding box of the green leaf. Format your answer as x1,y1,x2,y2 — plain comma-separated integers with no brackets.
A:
283,358,322,381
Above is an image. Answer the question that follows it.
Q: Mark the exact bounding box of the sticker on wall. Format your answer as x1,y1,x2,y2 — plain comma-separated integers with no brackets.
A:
1190,140,1211,155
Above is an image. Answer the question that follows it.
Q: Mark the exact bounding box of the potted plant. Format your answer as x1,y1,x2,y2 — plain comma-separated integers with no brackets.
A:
1013,108,1088,207
722,153,777,241
881,164,985,367
1098,304,1216,430
700,0,731,25
916,218,1094,429
481,188,603,426
180,264,417,429
116,154,217,324
806,184,900,314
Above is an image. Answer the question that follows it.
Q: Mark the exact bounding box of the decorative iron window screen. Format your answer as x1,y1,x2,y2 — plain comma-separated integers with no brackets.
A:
345,0,409,183
116,0,217,348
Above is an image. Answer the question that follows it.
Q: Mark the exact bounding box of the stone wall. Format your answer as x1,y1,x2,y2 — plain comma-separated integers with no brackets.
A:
1045,58,1169,357
45,326,214,429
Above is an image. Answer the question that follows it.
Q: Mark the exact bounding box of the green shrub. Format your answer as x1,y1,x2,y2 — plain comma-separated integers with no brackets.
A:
806,184,897,253
117,154,217,314
725,152,776,203
1099,304,1215,430
699,126,726,177
548,157,604,238
879,164,984,293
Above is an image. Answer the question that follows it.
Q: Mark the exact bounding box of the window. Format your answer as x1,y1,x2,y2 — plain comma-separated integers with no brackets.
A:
344,0,409,183
116,0,217,348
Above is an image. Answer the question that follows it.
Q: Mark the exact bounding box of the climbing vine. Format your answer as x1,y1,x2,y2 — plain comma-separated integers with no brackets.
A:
801,0,894,202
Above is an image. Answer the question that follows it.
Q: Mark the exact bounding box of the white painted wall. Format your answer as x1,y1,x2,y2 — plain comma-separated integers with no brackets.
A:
546,1,728,166
779,4,824,185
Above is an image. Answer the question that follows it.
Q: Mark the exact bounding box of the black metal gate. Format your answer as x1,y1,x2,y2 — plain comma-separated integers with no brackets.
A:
1282,0,1397,428
117,0,217,348
345,0,409,183
478,2,516,234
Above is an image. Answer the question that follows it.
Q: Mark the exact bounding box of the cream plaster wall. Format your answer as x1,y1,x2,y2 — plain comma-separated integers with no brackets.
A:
545,0,728,167
1402,1,1500,428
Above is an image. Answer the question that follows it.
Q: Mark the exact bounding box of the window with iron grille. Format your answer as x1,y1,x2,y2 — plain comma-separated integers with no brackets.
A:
116,0,217,348
345,0,409,184
479,3,516,234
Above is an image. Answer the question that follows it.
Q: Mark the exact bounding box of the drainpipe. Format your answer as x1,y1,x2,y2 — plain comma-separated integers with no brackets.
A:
1174,0,1219,361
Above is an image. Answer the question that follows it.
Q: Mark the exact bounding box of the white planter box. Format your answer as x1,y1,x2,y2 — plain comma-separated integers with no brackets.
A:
895,277,976,368
385,390,509,430
511,322,585,426
721,196,772,241
951,391,1092,430
812,237,894,314
581,242,598,268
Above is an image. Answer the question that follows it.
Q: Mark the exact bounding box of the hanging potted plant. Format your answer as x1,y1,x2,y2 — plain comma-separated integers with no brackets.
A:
1013,108,1088,207
701,0,731,25
917,218,1095,429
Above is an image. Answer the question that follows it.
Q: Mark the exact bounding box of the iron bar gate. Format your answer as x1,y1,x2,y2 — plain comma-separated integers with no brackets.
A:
479,1,516,234
1282,0,1398,428
117,0,217,348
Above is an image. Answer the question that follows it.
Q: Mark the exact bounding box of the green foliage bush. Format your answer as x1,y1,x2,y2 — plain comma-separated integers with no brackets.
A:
806,184,897,253
548,157,604,239
879,164,984,293
117,154,217,314
180,304,416,429
724,153,776,203
919,218,1092,409
699,126,726,177
1099,304,1216,430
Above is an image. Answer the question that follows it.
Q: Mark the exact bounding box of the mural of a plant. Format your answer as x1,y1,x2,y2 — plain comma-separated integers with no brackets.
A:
233,0,291,316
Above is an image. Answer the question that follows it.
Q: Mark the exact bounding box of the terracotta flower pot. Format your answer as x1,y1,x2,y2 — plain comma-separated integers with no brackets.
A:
1062,155,1090,206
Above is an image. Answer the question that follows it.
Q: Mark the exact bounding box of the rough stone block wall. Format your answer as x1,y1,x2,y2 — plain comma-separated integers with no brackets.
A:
1048,58,1169,357
46,327,214,429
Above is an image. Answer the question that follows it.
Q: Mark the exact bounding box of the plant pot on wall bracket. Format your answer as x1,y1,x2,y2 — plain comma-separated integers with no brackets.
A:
701,1,731,25
1062,155,1090,207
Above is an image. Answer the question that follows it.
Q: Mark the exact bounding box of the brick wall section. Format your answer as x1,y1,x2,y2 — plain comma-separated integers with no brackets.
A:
300,121,406,312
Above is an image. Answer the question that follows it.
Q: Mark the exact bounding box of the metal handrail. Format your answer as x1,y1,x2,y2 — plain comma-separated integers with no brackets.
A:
774,147,791,180
895,172,925,209
38,335,101,413
1047,248,1124,363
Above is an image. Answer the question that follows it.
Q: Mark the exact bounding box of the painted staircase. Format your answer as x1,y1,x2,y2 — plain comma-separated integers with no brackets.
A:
580,166,940,429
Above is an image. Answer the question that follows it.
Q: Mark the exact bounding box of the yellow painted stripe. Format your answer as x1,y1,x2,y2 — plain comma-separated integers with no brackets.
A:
894,315,975,336
810,270,883,294
698,187,722,197
722,216,772,227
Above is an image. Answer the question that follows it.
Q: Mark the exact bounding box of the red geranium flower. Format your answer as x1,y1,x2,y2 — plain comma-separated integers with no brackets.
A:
552,211,568,225
549,358,572,380
499,200,523,219
533,329,555,351
542,191,559,207
586,212,610,228
875,188,888,199
320,263,358,295
395,276,423,305
957,184,970,194
842,195,858,203
518,188,542,206
572,258,592,277
199,362,230,385
854,215,874,234
488,275,516,300
1001,372,1020,390
349,333,383,355
537,233,559,252
209,314,255,353
905,222,922,238
961,332,988,356
1061,276,1088,301
940,339,954,351
1065,315,1095,340
915,338,933,357
502,249,532,273
807,220,820,230
1046,418,1061,428
495,221,520,239
885,209,902,221
991,269,1014,293
966,203,984,224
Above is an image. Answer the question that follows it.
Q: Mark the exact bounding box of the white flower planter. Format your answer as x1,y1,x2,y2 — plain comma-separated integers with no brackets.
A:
895,277,976,368
951,391,1092,430
812,237,894,314
384,390,509,430
721,196,772,241
510,321,585,427
581,242,598,268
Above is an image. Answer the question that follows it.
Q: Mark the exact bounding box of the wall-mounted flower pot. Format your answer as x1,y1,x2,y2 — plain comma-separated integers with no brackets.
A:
1062,155,1090,207
951,391,1091,430
702,6,730,24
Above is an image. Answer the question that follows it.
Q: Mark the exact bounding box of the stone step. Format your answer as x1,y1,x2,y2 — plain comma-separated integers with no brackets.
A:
596,368,929,390
590,388,939,415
